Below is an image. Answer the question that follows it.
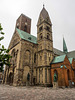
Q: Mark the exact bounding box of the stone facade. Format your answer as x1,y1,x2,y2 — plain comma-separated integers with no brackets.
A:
3,7,75,87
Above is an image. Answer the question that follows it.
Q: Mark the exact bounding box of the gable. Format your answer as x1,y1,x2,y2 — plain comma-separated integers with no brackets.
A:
8,30,21,49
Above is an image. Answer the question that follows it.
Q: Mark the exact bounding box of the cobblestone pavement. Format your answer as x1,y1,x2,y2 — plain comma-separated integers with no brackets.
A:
0,85,75,100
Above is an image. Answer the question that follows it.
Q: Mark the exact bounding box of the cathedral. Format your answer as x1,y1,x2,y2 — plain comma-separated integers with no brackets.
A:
3,7,75,87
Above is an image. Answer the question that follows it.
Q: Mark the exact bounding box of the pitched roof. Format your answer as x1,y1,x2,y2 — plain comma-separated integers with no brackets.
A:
37,7,52,25
53,48,75,58
52,55,66,64
53,48,65,56
16,28,37,44
40,7,49,20
67,51,75,58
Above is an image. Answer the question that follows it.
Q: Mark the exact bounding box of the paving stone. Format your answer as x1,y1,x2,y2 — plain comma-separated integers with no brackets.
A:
0,85,75,100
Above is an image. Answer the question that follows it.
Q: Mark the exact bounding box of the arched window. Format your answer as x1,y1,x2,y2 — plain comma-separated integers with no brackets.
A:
54,70,58,81
39,26,43,31
47,33,50,39
67,69,70,80
40,35,42,39
46,26,50,31
24,25,27,32
45,68,47,83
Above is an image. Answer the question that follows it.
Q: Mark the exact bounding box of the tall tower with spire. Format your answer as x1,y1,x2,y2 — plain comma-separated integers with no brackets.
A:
36,6,53,85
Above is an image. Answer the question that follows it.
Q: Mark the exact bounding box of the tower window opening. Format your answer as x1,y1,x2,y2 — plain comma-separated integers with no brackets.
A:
46,26,50,31
39,26,43,31
47,34,50,39
40,35,42,39
24,25,27,32
40,33,43,39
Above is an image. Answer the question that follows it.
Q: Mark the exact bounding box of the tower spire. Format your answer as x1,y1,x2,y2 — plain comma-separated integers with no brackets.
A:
43,4,45,8
63,37,68,53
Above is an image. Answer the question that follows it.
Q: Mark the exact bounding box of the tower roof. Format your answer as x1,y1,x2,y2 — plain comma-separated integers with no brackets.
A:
37,6,52,25
63,37,68,53
40,7,49,20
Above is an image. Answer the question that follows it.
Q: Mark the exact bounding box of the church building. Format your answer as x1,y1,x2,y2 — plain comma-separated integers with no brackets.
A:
3,6,75,87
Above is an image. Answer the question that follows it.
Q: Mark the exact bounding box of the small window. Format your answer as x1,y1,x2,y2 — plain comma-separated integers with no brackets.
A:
14,52,15,57
24,25,27,32
47,34,49,39
40,35,42,39
34,53,36,63
39,26,43,31
67,69,70,80
54,70,58,80
28,37,31,40
46,26,50,31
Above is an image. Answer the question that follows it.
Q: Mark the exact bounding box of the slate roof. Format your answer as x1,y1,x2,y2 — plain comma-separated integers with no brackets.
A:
40,7,49,20
51,55,66,64
16,28,37,44
53,48,65,56
67,51,75,58
37,7,52,25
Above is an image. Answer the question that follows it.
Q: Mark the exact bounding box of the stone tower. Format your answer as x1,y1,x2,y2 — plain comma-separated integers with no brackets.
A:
37,7,53,85
16,14,31,34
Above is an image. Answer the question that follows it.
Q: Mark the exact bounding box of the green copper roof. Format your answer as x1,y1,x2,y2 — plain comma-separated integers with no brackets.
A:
63,38,68,53
68,58,73,64
52,55,66,64
16,28,37,44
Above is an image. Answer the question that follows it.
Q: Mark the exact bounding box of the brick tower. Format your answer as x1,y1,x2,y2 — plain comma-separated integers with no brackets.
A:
16,14,31,34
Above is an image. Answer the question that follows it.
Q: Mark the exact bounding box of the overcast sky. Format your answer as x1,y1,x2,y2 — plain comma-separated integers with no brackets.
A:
0,0,75,52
